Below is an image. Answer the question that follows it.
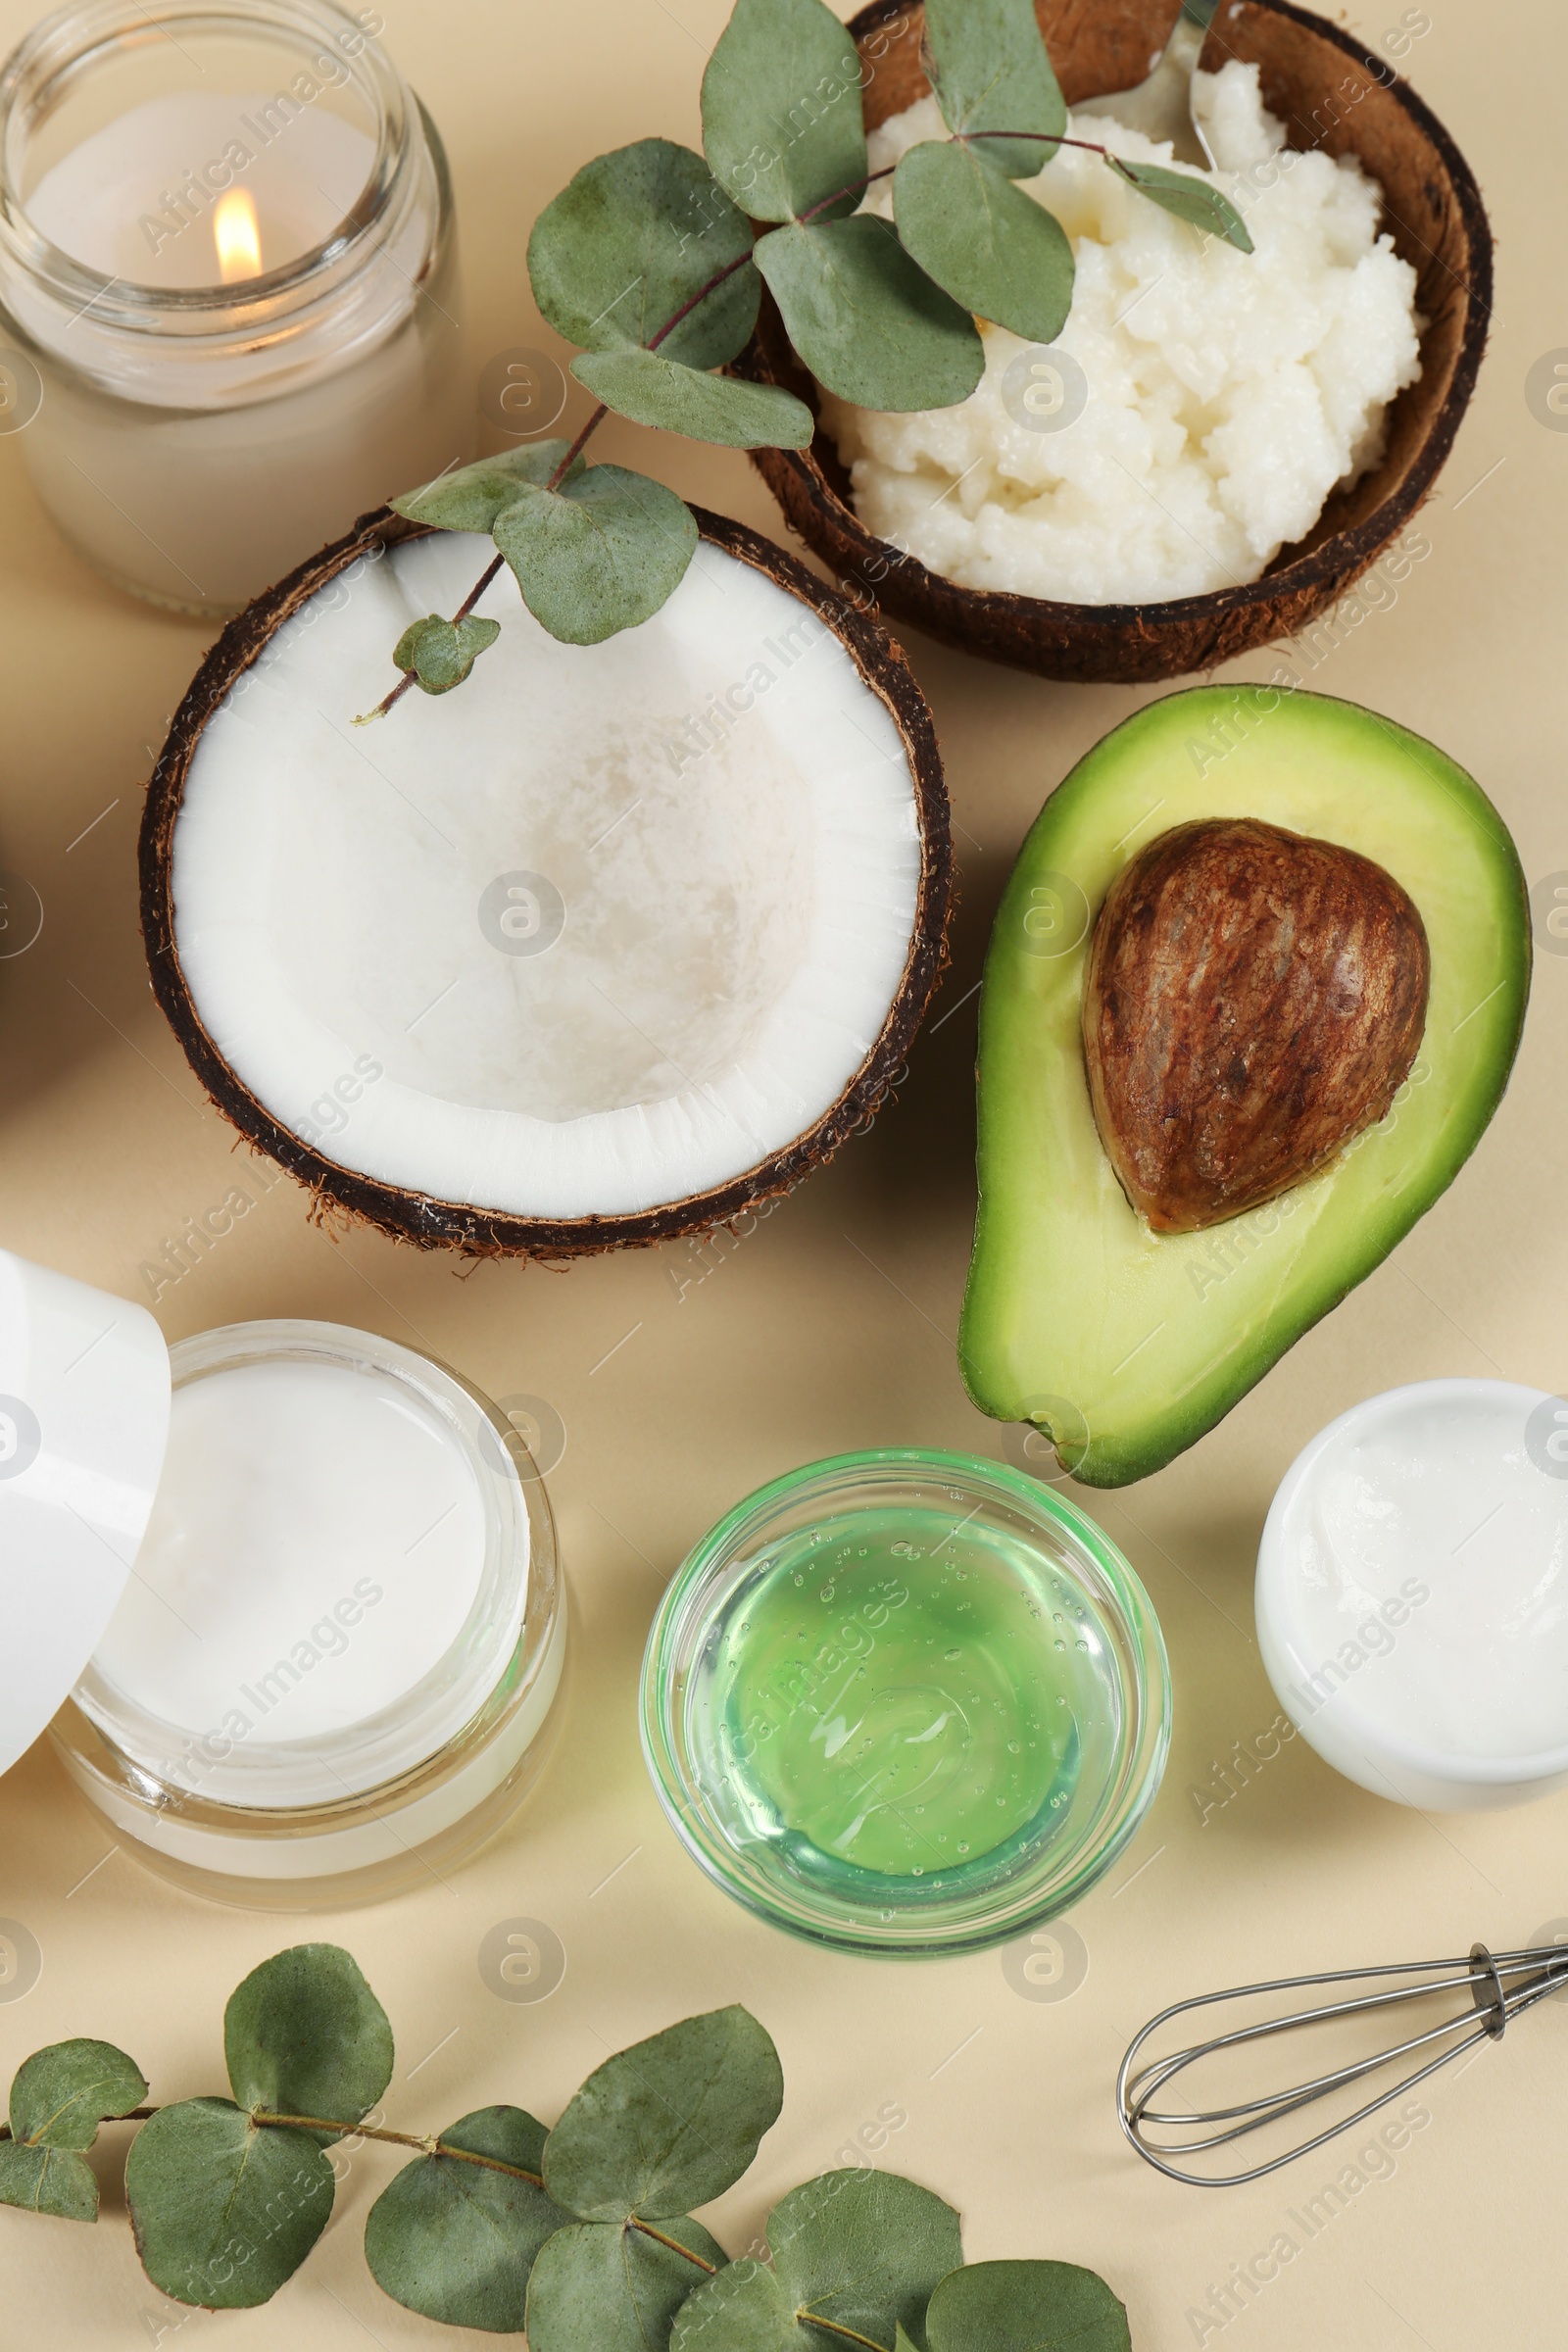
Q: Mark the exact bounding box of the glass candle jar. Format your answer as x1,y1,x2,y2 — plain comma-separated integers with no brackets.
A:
642,1449,1171,1957
47,1318,564,1908
0,0,473,614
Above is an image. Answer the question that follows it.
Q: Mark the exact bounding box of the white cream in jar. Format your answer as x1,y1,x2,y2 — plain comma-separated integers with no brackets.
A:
1257,1380,1568,1810
91,1350,498,1790
0,1256,564,1906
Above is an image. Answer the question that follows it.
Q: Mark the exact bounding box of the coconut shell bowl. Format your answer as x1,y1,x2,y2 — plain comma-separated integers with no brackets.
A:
139,508,950,1260
736,0,1491,686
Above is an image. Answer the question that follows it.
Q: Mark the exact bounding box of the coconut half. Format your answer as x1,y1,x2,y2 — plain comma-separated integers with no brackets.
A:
140,508,950,1254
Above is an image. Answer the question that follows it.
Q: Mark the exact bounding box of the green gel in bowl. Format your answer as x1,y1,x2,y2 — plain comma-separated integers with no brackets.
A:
640,1450,1171,1956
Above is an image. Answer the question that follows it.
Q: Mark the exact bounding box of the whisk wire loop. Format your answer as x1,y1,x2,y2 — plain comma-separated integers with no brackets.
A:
1118,1940,1568,2186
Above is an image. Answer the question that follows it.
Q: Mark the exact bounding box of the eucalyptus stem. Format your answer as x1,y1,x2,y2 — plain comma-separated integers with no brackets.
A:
804,129,1130,228
797,161,895,223
254,2112,719,2268
628,2219,719,2273
546,400,611,485
794,2313,888,2350
965,129,1115,155
253,2110,552,2183
0,2110,155,2140
649,247,755,349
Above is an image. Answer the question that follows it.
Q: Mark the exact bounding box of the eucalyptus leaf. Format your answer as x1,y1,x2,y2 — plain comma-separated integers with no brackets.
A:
391,442,580,535
392,614,503,696
491,465,699,646
670,2259,795,2352
125,2098,334,2310
527,2214,727,2352
755,217,984,412
364,2105,568,2333
671,2170,963,2352
224,1944,394,2146
572,350,813,449
1108,157,1253,251
528,139,760,368
10,2039,147,2153
924,0,1065,177
924,2260,1132,2352
702,0,868,224
894,141,1073,343
897,2328,922,2352
0,2141,100,2223
543,2005,782,2223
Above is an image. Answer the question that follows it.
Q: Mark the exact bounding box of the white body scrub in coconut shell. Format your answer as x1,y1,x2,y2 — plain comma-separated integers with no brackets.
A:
169,528,929,1230
821,63,1422,605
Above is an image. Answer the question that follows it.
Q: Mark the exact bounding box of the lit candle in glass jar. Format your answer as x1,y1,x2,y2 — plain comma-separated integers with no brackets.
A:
0,0,474,615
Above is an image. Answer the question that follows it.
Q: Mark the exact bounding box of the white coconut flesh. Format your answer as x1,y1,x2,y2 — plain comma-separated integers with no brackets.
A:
172,531,925,1220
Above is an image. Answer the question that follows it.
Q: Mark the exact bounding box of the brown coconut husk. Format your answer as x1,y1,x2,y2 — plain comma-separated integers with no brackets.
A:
736,0,1492,686
139,507,952,1259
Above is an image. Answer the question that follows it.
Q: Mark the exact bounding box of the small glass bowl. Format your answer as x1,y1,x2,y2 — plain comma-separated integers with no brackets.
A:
641,1448,1170,1957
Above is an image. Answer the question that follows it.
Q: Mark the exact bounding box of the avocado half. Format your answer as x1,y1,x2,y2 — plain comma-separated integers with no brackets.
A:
960,687,1531,1488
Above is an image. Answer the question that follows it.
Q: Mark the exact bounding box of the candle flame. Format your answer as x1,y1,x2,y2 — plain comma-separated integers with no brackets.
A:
214,188,263,285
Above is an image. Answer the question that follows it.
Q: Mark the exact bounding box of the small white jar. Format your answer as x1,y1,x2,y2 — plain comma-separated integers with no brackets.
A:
0,1254,564,1906
1256,1379,1568,1812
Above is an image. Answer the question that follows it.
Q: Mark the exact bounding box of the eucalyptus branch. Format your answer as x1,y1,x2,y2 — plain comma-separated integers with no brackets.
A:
365,242,729,726
368,395,610,729
0,1945,1126,2349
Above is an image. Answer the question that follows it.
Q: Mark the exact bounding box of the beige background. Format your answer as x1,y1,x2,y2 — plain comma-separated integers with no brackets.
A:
1,0,1565,2343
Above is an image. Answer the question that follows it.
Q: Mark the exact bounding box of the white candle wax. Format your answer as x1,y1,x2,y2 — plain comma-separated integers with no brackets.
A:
26,91,376,289
87,1353,512,1805
0,3,473,613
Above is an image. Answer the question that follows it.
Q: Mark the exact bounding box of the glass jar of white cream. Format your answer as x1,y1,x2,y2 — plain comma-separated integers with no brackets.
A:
0,1254,564,1907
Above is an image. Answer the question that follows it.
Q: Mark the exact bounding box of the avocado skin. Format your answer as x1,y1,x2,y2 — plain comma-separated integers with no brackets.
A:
959,686,1531,1489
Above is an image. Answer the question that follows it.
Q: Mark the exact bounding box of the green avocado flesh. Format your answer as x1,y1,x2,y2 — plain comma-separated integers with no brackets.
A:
959,687,1531,1489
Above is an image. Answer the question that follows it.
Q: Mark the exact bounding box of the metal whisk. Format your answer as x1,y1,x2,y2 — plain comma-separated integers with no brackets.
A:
1118,1939,1568,2187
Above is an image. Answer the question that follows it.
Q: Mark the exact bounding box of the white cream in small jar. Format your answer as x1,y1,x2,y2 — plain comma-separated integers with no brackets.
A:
1256,1380,1568,1811
0,1255,564,1905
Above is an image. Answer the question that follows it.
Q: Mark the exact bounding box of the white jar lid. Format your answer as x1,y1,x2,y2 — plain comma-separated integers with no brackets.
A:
0,1250,172,1777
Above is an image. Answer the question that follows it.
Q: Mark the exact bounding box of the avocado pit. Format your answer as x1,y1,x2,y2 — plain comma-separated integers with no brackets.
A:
1082,816,1431,1235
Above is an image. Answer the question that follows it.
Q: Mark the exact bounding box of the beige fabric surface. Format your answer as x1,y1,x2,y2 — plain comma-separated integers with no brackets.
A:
0,0,1562,2343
